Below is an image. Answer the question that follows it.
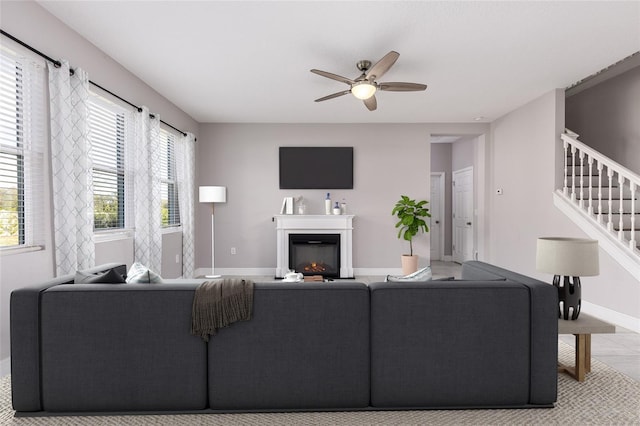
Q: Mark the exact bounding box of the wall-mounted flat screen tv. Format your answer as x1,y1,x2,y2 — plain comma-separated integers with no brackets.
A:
279,147,353,189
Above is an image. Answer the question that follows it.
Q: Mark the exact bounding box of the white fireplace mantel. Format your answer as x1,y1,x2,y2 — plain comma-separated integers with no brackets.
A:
275,215,355,278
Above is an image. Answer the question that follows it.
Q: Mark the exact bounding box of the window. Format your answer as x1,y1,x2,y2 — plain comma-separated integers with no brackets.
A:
0,49,45,249
88,94,128,230
158,129,180,227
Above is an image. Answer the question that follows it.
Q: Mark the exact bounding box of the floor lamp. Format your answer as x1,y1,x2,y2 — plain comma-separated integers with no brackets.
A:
199,186,227,279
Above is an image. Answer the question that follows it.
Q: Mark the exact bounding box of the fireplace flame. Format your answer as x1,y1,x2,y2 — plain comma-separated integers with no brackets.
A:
301,261,329,273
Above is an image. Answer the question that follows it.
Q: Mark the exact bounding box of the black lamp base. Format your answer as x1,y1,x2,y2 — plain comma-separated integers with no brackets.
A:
553,275,581,320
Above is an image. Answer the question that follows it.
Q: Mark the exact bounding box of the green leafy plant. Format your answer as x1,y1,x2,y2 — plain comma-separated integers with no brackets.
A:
392,195,431,256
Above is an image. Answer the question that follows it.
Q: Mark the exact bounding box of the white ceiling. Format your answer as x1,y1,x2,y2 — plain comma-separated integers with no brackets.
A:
37,1,639,124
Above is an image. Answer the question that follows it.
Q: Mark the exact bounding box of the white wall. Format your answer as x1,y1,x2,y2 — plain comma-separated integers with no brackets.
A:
195,123,489,275
0,1,199,370
488,89,640,324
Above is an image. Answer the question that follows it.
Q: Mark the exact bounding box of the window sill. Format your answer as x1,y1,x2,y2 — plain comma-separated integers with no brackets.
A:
94,229,134,243
0,244,45,256
161,226,182,235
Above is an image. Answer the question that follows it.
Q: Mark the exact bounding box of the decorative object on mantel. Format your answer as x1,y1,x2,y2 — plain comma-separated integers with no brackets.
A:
333,202,341,215
392,195,431,275
536,237,600,320
199,186,227,279
280,197,294,215
296,196,306,214
325,192,332,215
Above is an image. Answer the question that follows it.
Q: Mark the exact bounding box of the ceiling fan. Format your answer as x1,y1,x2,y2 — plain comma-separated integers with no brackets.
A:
310,51,427,111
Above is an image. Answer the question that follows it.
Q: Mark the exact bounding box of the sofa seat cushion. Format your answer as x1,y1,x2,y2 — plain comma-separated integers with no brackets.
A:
40,283,207,412
369,281,531,408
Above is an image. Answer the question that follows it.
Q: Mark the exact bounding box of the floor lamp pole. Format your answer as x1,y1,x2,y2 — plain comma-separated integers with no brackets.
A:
207,204,221,279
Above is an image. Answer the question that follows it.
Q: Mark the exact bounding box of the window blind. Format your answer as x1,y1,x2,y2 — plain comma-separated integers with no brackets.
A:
0,49,45,249
88,94,127,230
158,128,180,227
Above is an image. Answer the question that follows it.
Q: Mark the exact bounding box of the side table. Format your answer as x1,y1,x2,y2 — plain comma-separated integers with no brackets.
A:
558,312,616,382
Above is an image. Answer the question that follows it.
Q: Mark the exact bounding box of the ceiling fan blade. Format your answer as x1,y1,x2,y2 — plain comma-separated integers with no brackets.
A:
310,69,355,85
314,90,351,102
364,95,377,111
365,51,399,81
378,82,428,92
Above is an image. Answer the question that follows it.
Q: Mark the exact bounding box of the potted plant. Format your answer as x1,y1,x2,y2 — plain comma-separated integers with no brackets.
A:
392,195,431,275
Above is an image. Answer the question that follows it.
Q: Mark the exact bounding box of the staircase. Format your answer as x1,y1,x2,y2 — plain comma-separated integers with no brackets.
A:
554,130,640,279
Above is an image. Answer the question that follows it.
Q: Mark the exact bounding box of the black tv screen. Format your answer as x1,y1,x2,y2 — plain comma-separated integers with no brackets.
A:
279,147,353,189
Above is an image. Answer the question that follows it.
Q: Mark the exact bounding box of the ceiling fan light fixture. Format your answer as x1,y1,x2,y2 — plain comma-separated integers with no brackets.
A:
351,81,377,100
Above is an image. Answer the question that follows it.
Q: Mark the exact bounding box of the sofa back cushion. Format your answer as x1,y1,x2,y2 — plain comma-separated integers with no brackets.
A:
39,283,208,412
369,281,531,408
207,282,371,410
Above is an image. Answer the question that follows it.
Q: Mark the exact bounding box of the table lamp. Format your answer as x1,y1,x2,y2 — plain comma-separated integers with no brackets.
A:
199,186,227,278
536,237,599,320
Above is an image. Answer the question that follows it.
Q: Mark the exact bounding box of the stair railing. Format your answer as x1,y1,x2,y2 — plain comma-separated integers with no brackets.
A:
561,130,639,252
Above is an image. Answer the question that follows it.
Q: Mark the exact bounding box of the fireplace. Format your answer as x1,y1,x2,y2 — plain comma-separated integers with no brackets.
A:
275,214,354,279
289,234,340,278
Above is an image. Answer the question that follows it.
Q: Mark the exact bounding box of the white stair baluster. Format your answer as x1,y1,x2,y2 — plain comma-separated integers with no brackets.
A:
630,182,637,250
587,155,594,216
571,144,577,202
618,174,625,241
579,150,585,209
597,161,603,224
607,168,614,231
563,138,569,196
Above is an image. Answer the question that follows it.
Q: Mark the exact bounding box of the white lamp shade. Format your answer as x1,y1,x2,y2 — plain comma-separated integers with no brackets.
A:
199,186,226,203
536,237,599,277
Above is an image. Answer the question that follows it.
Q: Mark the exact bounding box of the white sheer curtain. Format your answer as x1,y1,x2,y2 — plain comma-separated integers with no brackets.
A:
176,132,196,277
131,106,162,272
48,60,94,275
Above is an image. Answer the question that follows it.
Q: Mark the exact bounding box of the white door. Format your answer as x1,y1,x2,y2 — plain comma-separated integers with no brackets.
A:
430,173,445,261
453,167,474,263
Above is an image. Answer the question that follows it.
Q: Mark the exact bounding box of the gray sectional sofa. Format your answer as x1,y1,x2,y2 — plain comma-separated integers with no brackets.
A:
10,261,558,416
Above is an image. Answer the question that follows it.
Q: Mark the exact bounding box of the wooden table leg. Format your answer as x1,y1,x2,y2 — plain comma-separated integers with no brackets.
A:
574,334,587,381
585,334,591,373
558,333,591,382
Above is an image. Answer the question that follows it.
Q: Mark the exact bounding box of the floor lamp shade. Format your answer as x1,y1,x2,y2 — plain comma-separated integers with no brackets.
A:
199,186,227,278
199,186,226,203
536,237,599,320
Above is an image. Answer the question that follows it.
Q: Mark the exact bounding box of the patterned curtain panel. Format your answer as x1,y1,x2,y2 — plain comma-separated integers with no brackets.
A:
131,107,162,272
177,132,196,277
48,61,95,276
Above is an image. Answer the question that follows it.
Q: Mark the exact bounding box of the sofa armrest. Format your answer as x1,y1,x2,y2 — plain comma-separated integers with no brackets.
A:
10,263,126,412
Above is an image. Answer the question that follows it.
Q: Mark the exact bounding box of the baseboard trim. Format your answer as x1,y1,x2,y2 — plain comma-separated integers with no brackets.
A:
0,357,10,377
582,301,640,333
354,268,402,276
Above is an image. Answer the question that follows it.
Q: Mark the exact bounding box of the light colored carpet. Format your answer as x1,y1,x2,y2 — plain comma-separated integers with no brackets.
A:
1,342,639,425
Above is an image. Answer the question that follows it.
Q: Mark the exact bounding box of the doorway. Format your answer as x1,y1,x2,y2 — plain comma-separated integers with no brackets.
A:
453,167,474,263
430,173,445,261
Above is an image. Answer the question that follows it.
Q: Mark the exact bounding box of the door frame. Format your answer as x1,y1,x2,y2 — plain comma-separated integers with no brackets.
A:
430,172,445,262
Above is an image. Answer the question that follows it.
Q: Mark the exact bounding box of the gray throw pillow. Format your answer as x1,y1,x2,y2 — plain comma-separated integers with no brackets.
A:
75,268,126,284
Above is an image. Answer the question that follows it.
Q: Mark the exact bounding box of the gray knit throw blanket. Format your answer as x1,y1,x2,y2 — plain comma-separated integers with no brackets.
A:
191,279,254,342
